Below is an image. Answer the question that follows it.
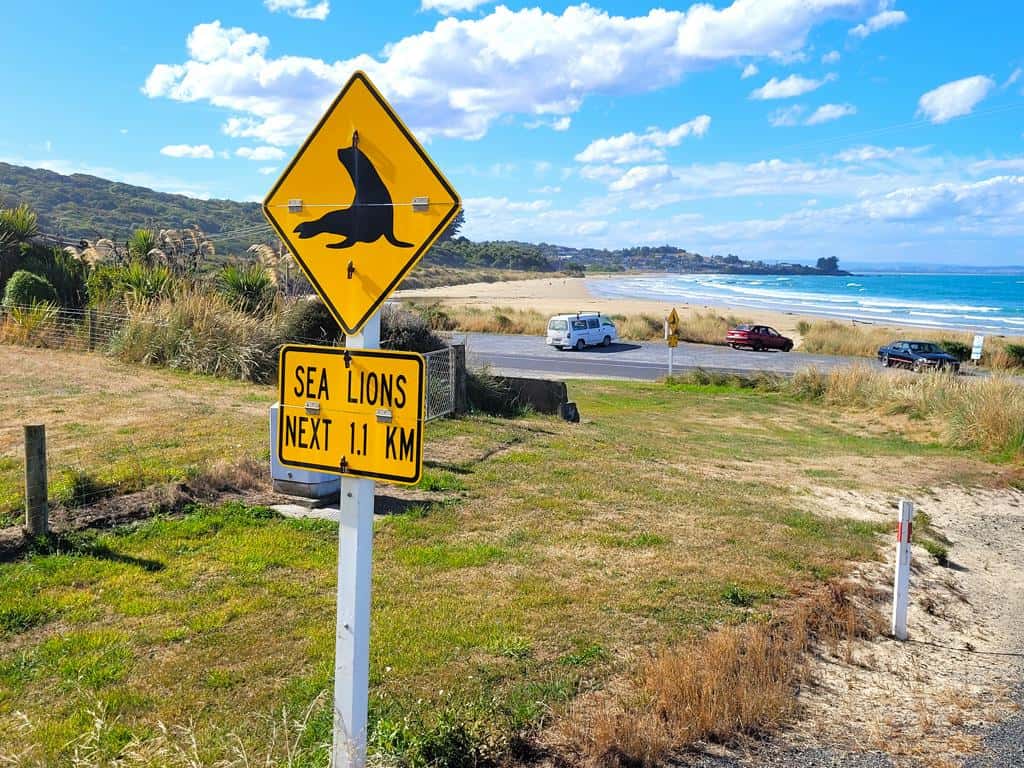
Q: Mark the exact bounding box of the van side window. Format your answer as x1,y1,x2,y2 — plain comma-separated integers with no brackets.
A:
587,318,599,329
572,320,587,330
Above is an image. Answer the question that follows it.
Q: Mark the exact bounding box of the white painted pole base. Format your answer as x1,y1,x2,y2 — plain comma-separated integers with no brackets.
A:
669,345,674,377
332,312,380,768
891,499,913,641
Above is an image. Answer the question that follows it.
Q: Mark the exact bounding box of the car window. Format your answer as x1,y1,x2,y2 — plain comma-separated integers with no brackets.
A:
910,343,938,353
601,320,614,328
735,324,751,331
587,318,599,329
766,328,779,336
572,320,587,330
549,319,567,331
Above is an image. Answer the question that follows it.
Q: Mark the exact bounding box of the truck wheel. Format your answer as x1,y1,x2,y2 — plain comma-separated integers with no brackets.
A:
575,339,585,351
602,335,611,347
881,354,890,367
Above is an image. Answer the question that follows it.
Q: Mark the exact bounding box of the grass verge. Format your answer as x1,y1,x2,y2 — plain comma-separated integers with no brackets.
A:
0,348,1010,764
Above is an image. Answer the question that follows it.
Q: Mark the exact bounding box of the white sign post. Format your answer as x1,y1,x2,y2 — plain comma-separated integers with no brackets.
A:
971,334,985,364
333,312,379,768
891,499,913,641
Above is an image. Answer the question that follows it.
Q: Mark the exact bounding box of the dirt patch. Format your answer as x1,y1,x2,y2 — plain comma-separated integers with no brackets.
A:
0,458,275,560
786,485,1024,764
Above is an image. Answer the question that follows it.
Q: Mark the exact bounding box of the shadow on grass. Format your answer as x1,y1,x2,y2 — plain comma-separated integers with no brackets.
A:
13,531,166,571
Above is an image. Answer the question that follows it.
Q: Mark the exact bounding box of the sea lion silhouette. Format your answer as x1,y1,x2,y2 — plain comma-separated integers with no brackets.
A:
293,141,413,250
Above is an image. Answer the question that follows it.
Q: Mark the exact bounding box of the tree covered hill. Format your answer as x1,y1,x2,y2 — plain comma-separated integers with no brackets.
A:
0,161,847,276
0,162,270,255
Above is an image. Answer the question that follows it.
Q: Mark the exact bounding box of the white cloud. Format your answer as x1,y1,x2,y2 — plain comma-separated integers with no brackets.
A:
145,2,872,144
750,73,835,100
525,116,571,131
805,103,857,125
849,9,907,38
821,50,840,64
917,75,995,124
835,145,905,162
421,0,492,14
1003,67,1022,89
575,115,711,164
533,185,561,194
159,144,215,159
465,196,552,214
768,104,804,127
119,128,129,135
264,0,330,20
741,63,759,79
258,166,280,175
608,164,673,192
236,145,287,161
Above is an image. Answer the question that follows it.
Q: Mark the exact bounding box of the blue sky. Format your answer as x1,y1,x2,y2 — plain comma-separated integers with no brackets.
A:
2,0,1023,265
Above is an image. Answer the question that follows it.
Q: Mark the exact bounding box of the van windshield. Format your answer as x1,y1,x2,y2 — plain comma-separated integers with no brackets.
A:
549,319,567,331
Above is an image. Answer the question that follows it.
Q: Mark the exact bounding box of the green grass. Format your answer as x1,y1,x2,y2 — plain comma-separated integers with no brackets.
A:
0,357,1004,764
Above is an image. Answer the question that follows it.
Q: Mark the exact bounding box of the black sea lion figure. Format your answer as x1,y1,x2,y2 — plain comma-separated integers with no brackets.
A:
294,142,413,250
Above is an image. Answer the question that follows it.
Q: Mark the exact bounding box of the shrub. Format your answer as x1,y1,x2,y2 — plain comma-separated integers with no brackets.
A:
0,302,59,346
938,339,971,361
18,245,88,308
412,302,457,331
87,262,176,307
109,292,283,382
381,304,446,352
127,229,158,261
465,367,530,417
279,296,342,345
0,203,39,247
216,263,276,315
2,270,57,307
1005,344,1024,369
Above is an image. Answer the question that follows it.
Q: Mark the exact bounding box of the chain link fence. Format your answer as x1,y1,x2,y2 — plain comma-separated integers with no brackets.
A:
423,346,456,421
1,303,460,419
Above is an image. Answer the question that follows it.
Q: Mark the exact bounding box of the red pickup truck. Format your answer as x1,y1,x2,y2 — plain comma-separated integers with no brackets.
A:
726,324,794,352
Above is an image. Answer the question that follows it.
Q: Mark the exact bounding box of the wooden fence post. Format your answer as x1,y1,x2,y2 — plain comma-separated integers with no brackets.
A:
24,425,48,537
452,343,468,415
88,308,99,351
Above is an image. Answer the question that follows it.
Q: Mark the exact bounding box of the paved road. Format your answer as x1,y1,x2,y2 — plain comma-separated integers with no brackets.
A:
462,332,867,380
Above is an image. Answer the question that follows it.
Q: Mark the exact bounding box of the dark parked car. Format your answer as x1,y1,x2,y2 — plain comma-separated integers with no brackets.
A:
878,341,960,373
726,324,794,352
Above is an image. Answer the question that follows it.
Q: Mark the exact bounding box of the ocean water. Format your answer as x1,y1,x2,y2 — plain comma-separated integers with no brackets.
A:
587,273,1024,334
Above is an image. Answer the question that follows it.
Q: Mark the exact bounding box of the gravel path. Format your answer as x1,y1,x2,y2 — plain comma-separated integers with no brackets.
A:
961,684,1024,768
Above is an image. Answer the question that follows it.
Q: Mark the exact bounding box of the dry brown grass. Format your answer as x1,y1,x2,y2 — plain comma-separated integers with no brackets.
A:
409,301,739,343
789,365,1024,457
552,583,882,767
797,320,1024,371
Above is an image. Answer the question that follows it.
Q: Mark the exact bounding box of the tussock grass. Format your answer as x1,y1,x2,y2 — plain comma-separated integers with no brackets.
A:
797,366,1024,458
109,292,285,382
409,301,740,343
797,320,1024,371
674,364,1024,459
554,582,882,767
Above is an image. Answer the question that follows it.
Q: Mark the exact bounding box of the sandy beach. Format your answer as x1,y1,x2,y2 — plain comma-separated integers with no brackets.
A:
396,275,906,341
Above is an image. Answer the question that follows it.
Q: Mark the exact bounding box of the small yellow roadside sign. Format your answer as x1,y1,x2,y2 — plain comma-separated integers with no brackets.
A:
666,307,680,337
263,71,460,335
277,344,424,484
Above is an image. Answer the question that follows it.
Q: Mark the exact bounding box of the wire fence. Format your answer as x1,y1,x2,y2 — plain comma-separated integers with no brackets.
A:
423,347,455,421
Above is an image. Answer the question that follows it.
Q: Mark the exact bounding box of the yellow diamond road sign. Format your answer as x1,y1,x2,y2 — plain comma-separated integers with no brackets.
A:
263,71,460,335
277,345,425,484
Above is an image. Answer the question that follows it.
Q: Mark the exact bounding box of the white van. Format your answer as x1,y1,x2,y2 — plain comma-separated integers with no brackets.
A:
546,312,618,350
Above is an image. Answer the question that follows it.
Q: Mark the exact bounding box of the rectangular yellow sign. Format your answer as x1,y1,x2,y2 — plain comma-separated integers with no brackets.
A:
277,344,424,484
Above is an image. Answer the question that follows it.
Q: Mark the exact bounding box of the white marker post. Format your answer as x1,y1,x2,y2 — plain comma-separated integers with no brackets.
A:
891,499,914,641
333,311,380,768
